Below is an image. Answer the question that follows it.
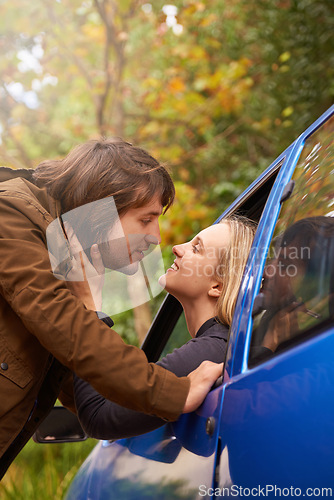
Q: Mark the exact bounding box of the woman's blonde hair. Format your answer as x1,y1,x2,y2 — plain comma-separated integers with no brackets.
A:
215,215,257,327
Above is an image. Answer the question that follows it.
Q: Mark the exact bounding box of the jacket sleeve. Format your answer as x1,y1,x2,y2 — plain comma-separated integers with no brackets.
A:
0,192,189,421
73,331,227,439
58,372,76,413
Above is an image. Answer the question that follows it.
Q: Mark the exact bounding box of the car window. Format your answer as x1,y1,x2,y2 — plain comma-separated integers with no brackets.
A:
249,116,334,367
159,313,190,359
141,163,282,363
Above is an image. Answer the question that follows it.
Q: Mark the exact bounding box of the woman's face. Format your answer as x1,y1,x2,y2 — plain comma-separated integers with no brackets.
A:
159,223,230,301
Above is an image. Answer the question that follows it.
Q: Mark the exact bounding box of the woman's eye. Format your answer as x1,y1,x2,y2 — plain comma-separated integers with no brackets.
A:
192,245,200,253
141,219,151,226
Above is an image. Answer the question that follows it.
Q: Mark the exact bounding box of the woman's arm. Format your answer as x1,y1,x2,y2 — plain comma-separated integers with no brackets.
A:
74,331,227,439
74,375,167,439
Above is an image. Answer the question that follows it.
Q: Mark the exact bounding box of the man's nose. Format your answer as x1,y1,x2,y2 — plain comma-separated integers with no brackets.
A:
145,234,160,246
145,221,161,245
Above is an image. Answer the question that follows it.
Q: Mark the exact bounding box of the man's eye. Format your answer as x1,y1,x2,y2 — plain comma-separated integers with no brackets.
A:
141,219,151,226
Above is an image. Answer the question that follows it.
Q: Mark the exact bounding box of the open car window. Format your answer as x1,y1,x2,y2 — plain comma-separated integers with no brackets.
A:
145,162,282,362
249,116,334,367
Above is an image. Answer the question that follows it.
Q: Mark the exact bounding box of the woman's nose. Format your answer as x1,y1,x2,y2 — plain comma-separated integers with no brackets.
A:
172,244,185,257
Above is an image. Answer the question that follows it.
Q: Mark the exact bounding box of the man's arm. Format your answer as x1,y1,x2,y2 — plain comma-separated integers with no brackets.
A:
74,333,226,439
0,193,189,421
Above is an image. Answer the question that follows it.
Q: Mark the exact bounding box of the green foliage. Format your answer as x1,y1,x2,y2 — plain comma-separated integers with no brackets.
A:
1,0,333,203
0,438,96,500
240,0,334,149
160,181,218,246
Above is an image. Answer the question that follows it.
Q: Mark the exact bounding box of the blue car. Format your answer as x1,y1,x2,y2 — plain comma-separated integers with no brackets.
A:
45,105,334,499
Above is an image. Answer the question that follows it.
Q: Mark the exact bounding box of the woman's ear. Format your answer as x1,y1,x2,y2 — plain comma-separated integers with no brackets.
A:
208,283,222,298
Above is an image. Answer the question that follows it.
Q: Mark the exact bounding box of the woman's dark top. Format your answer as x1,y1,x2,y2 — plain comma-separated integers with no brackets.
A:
74,317,228,440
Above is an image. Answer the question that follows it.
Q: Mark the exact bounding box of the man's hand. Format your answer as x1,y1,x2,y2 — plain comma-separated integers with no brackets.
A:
183,361,224,413
63,222,105,311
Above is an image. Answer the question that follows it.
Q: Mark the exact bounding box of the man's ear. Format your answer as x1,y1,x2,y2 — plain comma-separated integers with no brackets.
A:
208,283,222,298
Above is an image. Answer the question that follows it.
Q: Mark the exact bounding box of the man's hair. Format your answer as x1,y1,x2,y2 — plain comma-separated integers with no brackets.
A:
215,215,257,327
33,137,175,215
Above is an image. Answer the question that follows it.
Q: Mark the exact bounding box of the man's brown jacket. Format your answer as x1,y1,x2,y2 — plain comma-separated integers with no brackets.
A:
0,168,189,477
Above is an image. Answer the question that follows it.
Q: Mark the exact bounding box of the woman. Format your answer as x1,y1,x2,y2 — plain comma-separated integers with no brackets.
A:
72,215,256,439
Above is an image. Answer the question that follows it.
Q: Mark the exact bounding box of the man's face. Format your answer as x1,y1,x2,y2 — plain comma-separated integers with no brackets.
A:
100,196,163,275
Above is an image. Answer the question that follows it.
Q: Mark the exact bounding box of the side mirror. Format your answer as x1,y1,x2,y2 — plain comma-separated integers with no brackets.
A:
32,406,87,444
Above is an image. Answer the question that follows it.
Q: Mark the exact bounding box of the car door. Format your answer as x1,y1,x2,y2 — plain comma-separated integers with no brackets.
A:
216,106,334,494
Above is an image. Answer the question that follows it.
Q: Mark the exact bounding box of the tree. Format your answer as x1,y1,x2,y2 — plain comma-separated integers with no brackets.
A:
2,0,332,204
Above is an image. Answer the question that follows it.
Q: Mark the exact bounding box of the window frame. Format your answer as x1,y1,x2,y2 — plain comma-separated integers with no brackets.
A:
143,106,334,372
142,157,283,363
247,115,334,368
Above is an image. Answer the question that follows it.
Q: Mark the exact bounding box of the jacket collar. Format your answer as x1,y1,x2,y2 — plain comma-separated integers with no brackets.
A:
47,193,61,220
0,166,60,220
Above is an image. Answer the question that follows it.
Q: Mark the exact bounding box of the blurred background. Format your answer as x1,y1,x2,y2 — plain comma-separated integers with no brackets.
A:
0,0,333,497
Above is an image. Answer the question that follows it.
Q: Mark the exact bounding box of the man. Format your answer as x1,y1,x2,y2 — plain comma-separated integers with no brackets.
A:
0,138,222,478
